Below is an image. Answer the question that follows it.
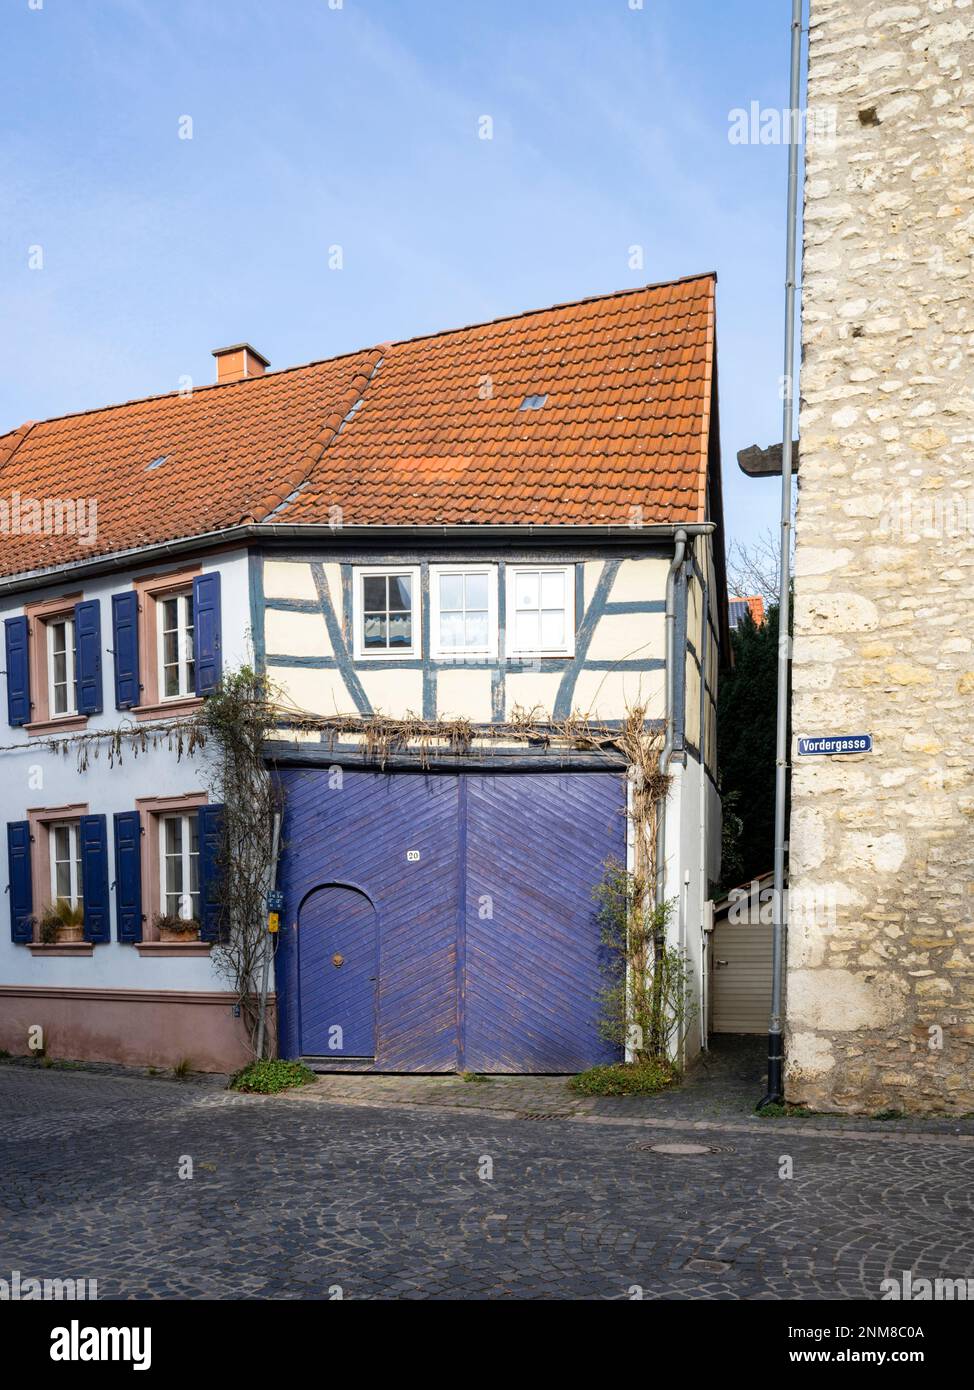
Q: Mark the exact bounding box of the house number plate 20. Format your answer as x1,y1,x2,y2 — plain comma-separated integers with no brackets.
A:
406,850,421,862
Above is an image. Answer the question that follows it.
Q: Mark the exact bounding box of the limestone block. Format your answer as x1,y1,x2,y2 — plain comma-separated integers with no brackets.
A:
795,592,879,632
840,832,908,874
788,1032,836,1077
790,807,828,872
789,967,905,1031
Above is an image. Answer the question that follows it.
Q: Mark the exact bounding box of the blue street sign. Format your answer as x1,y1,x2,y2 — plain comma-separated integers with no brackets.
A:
797,734,872,756
266,890,285,913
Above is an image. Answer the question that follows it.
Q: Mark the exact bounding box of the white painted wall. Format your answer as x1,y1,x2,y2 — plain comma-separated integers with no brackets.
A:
660,755,721,1065
0,549,251,993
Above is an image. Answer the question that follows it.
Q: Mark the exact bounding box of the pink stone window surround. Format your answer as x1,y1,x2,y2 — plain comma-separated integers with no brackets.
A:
23,592,87,736
132,565,203,722
26,803,89,945
136,792,209,944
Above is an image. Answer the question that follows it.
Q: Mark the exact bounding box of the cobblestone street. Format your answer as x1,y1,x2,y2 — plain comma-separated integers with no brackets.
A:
2,1060,974,1300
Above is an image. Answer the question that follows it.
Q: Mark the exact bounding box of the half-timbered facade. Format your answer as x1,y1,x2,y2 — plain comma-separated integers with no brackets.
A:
0,275,728,1072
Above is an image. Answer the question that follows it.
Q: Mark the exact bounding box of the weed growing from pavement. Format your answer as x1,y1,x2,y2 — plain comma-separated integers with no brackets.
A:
755,1101,813,1118
568,1059,678,1096
230,1060,316,1094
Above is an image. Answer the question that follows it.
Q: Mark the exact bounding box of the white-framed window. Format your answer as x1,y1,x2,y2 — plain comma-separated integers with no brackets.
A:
47,616,77,716
352,566,420,659
158,591,195,698
50,821,83,910
430,565,498,660
505,565,575,658
160,812,200,921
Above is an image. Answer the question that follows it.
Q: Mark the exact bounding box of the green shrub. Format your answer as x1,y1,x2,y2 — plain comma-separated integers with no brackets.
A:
460,1071,490,1084
568,1059,677,1097
230,1060,316,1094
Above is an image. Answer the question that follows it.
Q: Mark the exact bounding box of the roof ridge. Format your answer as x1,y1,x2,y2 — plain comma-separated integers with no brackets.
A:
0,273,717,440
0,345,381,438
371,271,718,354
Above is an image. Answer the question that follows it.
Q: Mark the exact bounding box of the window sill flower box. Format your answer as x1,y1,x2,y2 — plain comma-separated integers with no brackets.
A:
35,902,85,947
154,914,202,944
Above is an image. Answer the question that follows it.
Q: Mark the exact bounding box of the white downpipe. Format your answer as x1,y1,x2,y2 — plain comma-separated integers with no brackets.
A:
697,544,711,1053
625,769,637,1063
655,530,688,910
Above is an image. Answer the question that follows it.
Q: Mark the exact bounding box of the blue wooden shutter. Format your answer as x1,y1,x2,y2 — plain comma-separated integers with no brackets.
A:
113,810,142,943
80,814,111,943
193,573,222,695
4,616,31,726
197,803,225,942
111,592,140,709
74,600,103,715
7,820,33,943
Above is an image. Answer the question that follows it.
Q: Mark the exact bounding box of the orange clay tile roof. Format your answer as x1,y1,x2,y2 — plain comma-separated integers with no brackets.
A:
0,274,717,578
729,594,766,628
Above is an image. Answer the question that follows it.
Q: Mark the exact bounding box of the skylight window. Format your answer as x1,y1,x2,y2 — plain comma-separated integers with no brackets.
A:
519,394,548,411
146,455,168,472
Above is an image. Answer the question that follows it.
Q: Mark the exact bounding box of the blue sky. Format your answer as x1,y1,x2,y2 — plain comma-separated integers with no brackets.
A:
1,0,796,550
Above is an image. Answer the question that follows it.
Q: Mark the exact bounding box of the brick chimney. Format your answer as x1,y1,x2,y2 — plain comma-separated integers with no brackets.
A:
212,343,270,384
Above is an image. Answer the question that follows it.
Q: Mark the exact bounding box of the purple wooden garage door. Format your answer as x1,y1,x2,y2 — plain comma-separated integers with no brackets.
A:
277,768,624,1073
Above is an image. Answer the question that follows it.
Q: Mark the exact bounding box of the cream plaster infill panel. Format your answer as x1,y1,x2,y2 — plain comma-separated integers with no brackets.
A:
436,666,494,724
263,560,318,602
266,664,351,718
685,657,702,746
505,671,562,721
587,611,665,663
591,556,669,608
582,559,603,610
687,572,702,635
359,667,424,717
265,608,331,658
572,667,665,722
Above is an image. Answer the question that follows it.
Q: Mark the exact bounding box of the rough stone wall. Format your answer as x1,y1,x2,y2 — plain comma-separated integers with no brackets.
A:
788,0,974,1113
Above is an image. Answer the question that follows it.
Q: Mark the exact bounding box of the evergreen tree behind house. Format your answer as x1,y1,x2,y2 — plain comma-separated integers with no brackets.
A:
717,603,778,892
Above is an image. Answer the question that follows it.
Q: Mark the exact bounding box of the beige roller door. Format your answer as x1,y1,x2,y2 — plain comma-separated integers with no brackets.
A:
711,918,773,1034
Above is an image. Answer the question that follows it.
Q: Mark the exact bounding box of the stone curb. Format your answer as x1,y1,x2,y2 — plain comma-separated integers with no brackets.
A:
0,1055,230,1088
279,1088,974,1145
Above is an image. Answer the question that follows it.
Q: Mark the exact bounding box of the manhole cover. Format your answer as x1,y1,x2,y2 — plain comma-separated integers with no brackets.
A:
628,1141,735,1154
684,1258,733,1275
649,1142,715,1156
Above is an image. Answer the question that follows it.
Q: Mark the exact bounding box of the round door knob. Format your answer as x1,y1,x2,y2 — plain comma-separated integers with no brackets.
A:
332,953,344,968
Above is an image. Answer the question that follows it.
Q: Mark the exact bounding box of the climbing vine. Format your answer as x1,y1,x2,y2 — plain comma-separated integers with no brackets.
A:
0,717,204,773
593,866,696,1064
195,667,281,1058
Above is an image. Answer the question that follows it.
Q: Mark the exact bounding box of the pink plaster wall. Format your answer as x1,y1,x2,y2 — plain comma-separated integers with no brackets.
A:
0,987,276,1073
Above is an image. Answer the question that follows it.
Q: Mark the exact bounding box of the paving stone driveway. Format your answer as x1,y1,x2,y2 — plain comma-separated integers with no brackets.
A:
2,1058,974,1299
